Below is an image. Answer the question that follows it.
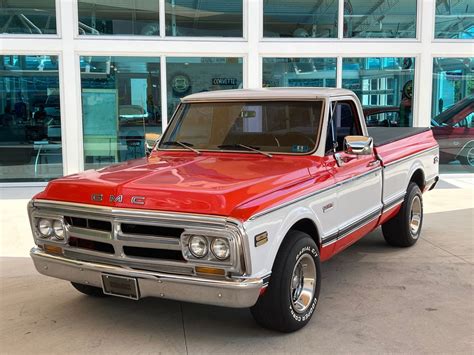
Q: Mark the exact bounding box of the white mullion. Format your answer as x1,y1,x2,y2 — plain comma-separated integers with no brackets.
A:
58,0,83,175
159,0,166,38
71,0,79,38
336,56,343,88
55,0,63,38
160,55,168,130
338,0,344,39
246,0,261,88
242,0,248,41
415,0,436,128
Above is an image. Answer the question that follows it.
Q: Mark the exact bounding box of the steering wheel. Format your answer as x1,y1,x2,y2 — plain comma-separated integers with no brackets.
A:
282,132,316,146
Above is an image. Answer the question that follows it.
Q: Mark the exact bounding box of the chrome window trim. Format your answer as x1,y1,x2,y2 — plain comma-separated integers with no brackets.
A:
29,199,251,276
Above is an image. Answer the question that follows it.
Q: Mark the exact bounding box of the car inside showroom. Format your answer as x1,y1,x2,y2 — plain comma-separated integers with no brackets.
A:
0,0,473,353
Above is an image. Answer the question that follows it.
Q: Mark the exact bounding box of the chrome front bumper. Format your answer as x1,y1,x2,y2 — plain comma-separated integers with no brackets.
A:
30,248,263,308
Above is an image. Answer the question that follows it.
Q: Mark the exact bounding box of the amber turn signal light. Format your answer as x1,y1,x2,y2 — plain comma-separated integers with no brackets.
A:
195,266,225,276
44,244,63,255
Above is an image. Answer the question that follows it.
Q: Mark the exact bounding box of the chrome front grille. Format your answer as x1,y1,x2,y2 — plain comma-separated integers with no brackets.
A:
120,223,183,238
28,200,249,276
63,215,187,264
65,216,112,232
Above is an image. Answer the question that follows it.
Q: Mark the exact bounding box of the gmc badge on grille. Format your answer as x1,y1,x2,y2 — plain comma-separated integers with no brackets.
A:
90,194,145,205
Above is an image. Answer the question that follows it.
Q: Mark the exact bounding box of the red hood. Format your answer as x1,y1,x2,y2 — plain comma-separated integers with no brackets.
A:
36,152,325,220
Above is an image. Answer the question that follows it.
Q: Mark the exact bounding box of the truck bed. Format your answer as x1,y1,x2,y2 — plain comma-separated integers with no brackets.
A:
368,127,431,147
369,127,438,167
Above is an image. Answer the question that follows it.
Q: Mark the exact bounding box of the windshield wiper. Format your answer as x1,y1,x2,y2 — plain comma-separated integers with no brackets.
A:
161,141,201,155
218,144,272,158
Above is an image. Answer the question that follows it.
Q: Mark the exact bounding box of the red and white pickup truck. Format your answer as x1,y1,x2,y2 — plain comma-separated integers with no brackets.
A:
29,88,439,332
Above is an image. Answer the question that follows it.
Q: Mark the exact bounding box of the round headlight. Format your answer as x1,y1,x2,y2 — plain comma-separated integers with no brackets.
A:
211,238,230,260
38,219,52,237
189,236,208,258
52,220,64,240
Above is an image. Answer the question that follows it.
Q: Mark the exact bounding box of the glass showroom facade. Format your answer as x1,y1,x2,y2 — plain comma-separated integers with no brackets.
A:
0,0,473,184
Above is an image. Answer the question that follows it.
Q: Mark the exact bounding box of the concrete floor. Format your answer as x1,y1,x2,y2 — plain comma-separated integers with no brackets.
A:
0,182,473,354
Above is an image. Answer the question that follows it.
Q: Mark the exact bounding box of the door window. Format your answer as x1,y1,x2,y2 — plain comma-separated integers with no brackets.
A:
325,101,362,153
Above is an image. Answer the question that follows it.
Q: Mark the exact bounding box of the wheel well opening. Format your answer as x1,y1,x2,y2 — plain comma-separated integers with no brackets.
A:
290,219,321,250
410,169,425,190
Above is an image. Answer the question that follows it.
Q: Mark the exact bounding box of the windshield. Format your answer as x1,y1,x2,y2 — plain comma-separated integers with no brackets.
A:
159,100,324,154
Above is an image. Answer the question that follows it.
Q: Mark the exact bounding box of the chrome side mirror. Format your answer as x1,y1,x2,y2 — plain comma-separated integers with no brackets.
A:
343,136,373,155
145,133,161,157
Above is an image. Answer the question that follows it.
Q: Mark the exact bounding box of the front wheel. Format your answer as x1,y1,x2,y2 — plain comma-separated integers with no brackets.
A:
250,230,321,332
382,182,423,247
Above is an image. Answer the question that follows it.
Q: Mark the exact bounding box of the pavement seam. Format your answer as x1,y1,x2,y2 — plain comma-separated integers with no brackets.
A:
180,303,189,355
421,237,472,265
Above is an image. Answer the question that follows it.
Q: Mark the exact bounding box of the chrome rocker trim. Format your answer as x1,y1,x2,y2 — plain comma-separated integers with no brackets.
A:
30,247,263,308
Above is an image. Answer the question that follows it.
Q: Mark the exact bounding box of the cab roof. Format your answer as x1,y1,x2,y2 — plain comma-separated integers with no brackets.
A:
181,87,357,103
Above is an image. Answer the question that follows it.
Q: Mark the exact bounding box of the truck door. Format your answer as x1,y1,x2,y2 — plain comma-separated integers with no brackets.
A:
323,99,383,253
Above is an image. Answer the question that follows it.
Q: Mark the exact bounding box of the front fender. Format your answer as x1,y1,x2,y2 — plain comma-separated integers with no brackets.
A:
243,205,322,278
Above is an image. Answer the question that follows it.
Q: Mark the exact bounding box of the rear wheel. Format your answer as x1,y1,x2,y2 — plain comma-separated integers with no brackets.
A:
382,182,423,247
250,230,321,332
71,282,107,297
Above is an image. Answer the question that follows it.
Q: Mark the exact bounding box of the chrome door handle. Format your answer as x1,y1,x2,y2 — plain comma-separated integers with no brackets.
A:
367,160,380,167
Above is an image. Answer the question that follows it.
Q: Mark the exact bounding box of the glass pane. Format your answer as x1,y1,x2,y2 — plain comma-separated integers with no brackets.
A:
0,0,57,35
342,57,415,127
166,57,243,117
344,0,417,38
165,0,242,37
435,0,474,39
431,57,474,173
80,56,162,170
263,58,337,87
78,0,159,36
159,101,323,154
263,0,338,38
0,55,62,182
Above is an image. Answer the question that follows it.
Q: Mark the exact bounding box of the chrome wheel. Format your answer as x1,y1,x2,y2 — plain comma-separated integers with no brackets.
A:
290,253,316,313
467,147,474,167
409,195,422,236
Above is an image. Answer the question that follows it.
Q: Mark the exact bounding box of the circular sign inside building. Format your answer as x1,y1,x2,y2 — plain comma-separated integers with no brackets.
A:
171,74,190,95
403,80,413,99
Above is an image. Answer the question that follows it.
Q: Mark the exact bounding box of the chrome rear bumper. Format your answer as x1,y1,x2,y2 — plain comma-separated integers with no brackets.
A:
30,248,262,308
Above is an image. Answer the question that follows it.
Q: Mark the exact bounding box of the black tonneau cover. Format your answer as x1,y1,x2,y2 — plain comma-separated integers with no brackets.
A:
368,127,431,147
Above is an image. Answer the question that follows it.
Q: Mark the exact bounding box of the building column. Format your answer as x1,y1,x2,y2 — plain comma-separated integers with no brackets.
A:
416,0,436,127
246,0,262,89
58,0,84,174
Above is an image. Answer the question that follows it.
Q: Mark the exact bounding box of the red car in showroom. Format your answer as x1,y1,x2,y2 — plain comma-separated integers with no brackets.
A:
364,96,474,169
431,96,474,168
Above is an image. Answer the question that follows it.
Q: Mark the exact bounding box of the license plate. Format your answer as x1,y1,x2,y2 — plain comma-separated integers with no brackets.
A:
101,274,139,300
